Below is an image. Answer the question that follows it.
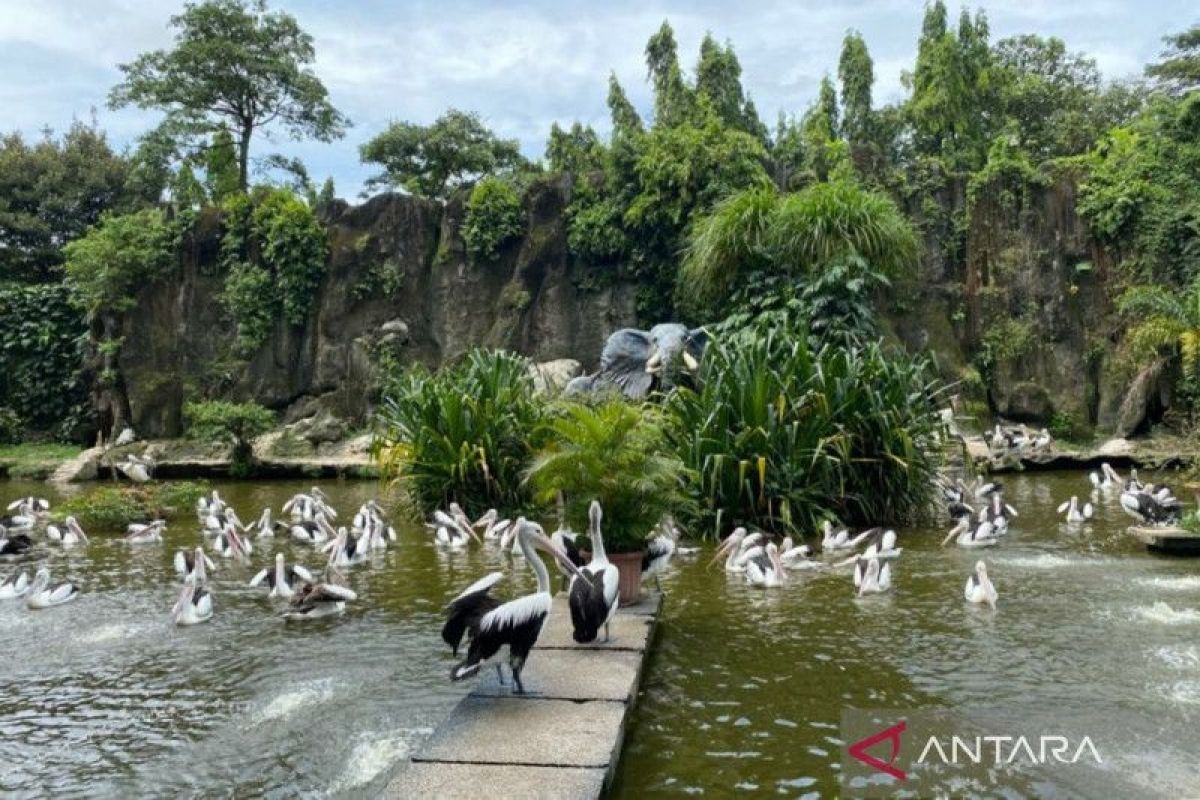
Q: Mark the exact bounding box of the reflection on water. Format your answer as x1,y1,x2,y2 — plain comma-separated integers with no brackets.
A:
0,478,527,797
613,471,1200,799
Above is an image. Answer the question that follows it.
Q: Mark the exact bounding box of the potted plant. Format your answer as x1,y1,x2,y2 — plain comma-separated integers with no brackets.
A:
527,400,694,604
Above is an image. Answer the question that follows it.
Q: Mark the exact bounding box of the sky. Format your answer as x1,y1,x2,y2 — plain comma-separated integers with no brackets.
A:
0,0,1192,197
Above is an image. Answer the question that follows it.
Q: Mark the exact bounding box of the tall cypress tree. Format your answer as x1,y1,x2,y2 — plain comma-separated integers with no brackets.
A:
838,30,875,146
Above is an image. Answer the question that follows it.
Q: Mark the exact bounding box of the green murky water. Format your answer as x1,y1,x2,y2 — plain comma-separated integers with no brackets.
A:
3,472,1199,797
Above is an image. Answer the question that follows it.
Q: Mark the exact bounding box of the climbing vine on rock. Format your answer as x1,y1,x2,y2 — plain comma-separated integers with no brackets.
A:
219,187,329,354
463,177,525,261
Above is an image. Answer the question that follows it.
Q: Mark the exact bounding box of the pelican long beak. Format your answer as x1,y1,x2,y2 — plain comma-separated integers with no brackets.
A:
708,535,739,569
941,524,961,547
532,530,585,580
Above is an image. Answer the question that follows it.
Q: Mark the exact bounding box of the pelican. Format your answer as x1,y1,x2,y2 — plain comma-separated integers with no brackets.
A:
283,577,357,621
117,454,153,482
1032,429,1052,449
171,575,213,625
429,508,478,548
250,552,315,599
1120,486,1182,526
942,518,1000,548
642,517,680,589
851,545,880,587
290,515,332,545
249,508,279,538
857,557,891,595
820,521,876,552
322,526,367,568
1057,496,1094,525
474,508,510,541
964,560,998,609
0,570,30,599
46,516,88,547
1089,463,1122,492
0,528,34,555
778,538,822,570
25,567,78,608
569,501,620,642
174,546,214,582
548,505,583,588
710,527,762,572
125,519,165,543
0,510,36,531
204,507,243,535
974,481,1003,499
7,497,49,515
213,522,252,560
282,488,336,522
442,518,584,693
744,542,786,588
196,490,225,519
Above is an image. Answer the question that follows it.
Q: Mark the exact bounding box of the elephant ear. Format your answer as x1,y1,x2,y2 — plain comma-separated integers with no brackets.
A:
598,328,655,399
686,327,710,353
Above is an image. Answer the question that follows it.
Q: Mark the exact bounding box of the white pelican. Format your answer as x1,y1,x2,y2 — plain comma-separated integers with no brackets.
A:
820,521,877,552
6,497,49,516
857,557,891,595
1057,496,1094,525
778,537,821,570
0,509,36,531
568,501,620,642
642,517,681,589
0,570,30,599
322,526,367,567
117,454,153,482
196,490,225,519
429,508,478,549
851,544,880,587
744,542,786,588
964,560,998,609
171,576,213,625
282,488,336,522
249,552,314,599
213,522,252,560
980,493,1017,533
875,530,902,559
0,529,34,555
1120,486,1182,526
249,508,278,538
283,578,357,621
1089,463,1121,492
125,520,165,544
942,518,1000,548
710,527,762,572
204,507,243,535
1032,429,1052,449
474,508,513,541
47,516,89,547
26,567,78,608
974,480,1003,499
290,515,333,545
174,546,214,582
442,518,584,692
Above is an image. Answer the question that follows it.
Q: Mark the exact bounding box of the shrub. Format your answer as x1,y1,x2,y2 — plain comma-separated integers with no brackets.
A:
664,320,944,537
374,349,546,514
55,481,209,530
463,177,525,261
184,400,275,475
0,408,22,444
63,208,179,315
527,401,695,553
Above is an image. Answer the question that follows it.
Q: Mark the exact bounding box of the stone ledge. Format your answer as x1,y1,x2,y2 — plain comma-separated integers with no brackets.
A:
385,762,607,800
469,648,643,703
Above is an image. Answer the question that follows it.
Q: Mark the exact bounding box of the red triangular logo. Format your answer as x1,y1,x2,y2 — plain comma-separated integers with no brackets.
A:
848,719,907,780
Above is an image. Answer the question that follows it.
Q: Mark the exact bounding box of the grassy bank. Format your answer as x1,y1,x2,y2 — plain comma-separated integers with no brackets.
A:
0,443,81,480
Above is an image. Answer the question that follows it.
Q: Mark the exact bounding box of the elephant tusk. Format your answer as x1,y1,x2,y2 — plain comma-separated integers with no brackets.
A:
646,350,663,373
683,351,700,371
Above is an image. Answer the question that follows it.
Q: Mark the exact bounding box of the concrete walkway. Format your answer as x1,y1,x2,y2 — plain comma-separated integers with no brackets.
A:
385,592,662,799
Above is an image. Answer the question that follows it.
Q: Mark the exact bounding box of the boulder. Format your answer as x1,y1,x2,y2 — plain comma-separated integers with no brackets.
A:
1114,364,1161,438
530,359,583,395
289,408,348,445
1094,437,1134,458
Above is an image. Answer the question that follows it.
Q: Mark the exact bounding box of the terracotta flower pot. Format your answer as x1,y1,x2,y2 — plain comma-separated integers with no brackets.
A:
609,551,644,606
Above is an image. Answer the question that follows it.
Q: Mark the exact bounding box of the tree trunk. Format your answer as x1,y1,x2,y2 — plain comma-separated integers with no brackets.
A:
238,122,253,192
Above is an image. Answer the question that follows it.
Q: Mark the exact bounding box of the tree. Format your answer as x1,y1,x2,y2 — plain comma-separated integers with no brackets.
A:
109,0,348,192
607,73,644,136
645,21,695,128
0,121,139,282
546,122,606,174
1147,24,1200,95
63,209,179,316
359,109,525,198
696,34,763,138
184,399,275,476
838,31,875,146
204,127,241,201
172,163,206,210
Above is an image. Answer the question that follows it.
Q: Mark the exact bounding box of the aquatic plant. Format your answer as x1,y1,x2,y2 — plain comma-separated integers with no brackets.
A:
664,319,944,537
55,481,209,529
526,400,695,553
374,349,546,515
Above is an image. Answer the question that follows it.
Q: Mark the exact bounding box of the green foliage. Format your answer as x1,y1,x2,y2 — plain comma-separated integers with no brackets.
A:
463,177,525,261
565,180,628,264
0,283,89,438
546,123,606,173
679,178,917,317
185,399,274,474
219,186,328,352
645,21,696,128
1146,24,1200,94
109,0,348,190
0,442,80,479
1118,278,1200,407
527,401,695,553
63,208,179,315
664,319,944,536
205,126,241,201
838,31,874,146
0,121,142,283
360,109,525,198
695,34,764,139
975,317,1036,382
374,349,547,515
56,481,209,529
0,408,20,445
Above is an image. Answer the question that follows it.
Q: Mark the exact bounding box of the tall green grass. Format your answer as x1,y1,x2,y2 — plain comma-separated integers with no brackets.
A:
665,321,944,537
374,349,546,515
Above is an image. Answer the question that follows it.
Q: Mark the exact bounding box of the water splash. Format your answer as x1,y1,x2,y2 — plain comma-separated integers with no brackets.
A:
1133,602,1200,625
331,731,428,792
1136,575,1200,591
251,678,337,724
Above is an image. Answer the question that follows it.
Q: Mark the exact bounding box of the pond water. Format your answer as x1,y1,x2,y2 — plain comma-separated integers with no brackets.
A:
2,472,1199,797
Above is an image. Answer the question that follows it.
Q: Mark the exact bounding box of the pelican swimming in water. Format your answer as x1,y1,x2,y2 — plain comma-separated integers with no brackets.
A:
250,552,315,599
7,496,49,516
857,557,891,596
642,517,681,589
283,575,357,621
249,508,280,539
474,508,513,541
1089,463,1121,492
1057,496,1094,525
25,567,78,608
744,542,787,588
429,507,479,549
171,575,213,626
709,527,762,572
0,528,34,555
964,560,998,609
124,519,165,544
820,521,877,552
213,522,253,560
778,538,822,570
322,526,368,568
874,529,902,559
568,501,620,642
46,516,89,547
0,570,30,599
289,515,331,545
174,546,214,583
979,493,1017,534
851,544,881,587
942,518,1000,548
196,490,225,520
442,518,584,692
203,507,244,536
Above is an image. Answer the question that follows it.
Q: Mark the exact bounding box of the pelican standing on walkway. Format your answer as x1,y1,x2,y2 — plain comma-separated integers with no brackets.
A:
964,560,998,608
442,518,584,693
569,501,620,642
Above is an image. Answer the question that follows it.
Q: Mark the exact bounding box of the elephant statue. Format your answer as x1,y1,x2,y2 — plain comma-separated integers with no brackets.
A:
565,324,708,400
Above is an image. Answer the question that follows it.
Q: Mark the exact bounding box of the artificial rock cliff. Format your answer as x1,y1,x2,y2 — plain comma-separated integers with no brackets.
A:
97,171,1158,441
